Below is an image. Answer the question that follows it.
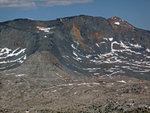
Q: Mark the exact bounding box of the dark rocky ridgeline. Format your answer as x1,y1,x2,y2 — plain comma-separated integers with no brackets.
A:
0,15,150,112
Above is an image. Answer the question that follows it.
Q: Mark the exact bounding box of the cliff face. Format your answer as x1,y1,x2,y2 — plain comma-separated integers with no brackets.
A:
0,15,150,112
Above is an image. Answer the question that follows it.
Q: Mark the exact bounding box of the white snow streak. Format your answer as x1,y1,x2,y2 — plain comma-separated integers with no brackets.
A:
37,26,53,33
114,22,120,25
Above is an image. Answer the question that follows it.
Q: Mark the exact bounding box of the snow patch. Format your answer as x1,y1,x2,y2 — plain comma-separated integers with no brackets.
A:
146,48,150,52
62,55,69,58
109,37,113,41
120,41,129,49
58,84,73,87
71,44,77,50
96,43,100,47
77,82,100,86
117,80,126,83
15,74,26,77
103,38,109,41
73,51,78,57
78,40,150,76
86,55,92,59
114,22,120,25
83,68,101,72
0,47,26,64
37,26,53,33
73,57,82,61
129,43,142,48
73,51,82,61
94,73,100,75
44,35,47,38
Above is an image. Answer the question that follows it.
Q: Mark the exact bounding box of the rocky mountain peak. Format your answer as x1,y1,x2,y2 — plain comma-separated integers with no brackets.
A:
108,16,135,30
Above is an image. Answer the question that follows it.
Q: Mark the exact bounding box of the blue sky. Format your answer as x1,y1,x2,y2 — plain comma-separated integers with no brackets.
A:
0,0,150,30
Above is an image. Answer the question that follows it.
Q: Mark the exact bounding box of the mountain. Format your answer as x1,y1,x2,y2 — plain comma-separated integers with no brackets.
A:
1,15,150,80
0,15,150,112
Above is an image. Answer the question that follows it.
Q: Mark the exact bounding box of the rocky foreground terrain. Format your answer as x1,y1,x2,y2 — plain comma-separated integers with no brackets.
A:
0,15,150,112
